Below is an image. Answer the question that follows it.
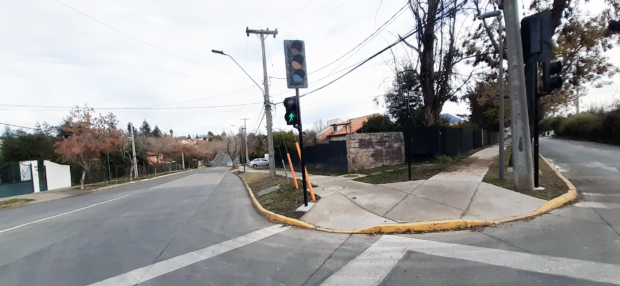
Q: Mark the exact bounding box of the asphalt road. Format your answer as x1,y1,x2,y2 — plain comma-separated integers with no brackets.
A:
1,139,619,285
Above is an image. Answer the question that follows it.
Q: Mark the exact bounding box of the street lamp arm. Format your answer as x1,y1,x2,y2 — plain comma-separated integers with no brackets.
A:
226,54,265,94
212,50,264,95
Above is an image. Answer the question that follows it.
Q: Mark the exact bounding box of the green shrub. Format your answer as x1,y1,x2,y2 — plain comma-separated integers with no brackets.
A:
557,112,602,138
437,155,452,164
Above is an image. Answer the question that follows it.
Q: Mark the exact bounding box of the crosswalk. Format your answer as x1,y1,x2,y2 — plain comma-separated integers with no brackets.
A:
86,225,620,286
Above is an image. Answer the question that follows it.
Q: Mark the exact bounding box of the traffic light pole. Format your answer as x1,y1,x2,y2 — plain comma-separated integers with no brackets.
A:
295,88,308,207
503,0,534,191
247,28,278,178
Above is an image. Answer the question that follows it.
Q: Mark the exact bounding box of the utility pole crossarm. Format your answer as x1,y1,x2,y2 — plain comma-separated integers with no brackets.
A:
246,27,278,37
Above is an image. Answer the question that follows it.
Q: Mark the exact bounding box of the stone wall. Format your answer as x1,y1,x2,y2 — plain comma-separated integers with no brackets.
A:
346,132,404,172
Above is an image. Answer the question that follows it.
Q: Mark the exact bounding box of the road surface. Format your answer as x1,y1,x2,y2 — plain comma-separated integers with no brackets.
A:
1,144,619,285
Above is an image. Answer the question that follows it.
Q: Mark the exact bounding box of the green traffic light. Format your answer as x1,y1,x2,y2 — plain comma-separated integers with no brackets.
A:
288,113,295,122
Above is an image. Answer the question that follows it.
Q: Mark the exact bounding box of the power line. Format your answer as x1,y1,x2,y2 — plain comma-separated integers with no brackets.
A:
284,0,352,28
55,0,244,78
307,2,408,75
0,123,37,130
257,0,316,27
295,5,461,100
0,102,263,111
279,0,336,28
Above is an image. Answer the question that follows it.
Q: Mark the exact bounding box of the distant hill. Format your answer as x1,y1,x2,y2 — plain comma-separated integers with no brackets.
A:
441,113,462,123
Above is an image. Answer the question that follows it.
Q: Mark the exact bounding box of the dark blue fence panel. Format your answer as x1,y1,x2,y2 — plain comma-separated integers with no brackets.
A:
461,129,474,153
274,141,348,172
408,126,440,156
440,127,461,157
473,129,483,149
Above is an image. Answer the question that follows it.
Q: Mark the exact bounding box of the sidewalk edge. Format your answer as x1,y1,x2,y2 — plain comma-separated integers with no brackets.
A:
234,172,498,234
495,155,577,223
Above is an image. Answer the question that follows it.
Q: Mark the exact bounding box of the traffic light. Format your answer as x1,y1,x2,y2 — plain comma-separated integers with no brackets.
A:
542,60,563,93
283,40,308,89
283,96,299,126
521,10,554,63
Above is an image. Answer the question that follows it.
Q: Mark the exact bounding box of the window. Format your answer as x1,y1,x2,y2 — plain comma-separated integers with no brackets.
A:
333,126,337,132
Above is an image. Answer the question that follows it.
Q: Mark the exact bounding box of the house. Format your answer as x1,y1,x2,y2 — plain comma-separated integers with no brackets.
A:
146,152,165,164
316,113,381,143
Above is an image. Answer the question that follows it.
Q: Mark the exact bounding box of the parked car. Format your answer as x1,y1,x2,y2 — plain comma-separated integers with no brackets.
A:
206,162,213,167
248,158,269,168
227,162,233,167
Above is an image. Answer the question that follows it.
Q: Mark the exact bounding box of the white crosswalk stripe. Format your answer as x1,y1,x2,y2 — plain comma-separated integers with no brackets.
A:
574,201,620,209
88,225,289,286
322,235,620,285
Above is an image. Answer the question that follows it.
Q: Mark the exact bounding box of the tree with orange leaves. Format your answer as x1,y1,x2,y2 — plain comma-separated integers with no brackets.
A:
55,106,122,189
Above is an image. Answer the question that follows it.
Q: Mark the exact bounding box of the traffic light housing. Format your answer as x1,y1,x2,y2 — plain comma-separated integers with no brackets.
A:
521,10,554,63
283,96,300,126
284,40,308,89
542,60,563,93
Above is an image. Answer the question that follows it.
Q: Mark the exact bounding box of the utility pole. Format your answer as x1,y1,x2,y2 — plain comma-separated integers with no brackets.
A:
576,89,580,114
129,122,139,178
181,153,185,170
503,0,534,191
478,10,505,181
241,118,249,173
498,14,506,181
247,27,278,178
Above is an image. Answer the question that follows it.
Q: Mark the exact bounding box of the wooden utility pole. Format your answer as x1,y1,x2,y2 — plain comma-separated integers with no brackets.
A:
246,27,278,178
503,0,534,191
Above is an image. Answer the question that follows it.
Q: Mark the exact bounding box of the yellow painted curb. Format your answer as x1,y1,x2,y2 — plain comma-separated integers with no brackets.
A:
233,172,496,234
234,155,577,234
495,155,577,223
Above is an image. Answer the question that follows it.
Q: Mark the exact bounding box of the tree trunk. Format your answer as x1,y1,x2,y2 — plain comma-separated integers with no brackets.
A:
80,170,86,190
129,165,134,181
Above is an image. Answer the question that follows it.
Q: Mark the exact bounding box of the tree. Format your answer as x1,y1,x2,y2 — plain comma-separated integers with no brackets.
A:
146,135,174,173
530,0,620,114
393,0,475,126
0,133,59,163
55,106,121,189
140,120,152,136
225,132,241,168
359,115,400,133
152,126,162,138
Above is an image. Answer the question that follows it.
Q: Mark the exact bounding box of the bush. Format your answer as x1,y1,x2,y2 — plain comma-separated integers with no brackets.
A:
548,106,620,145
437,155,452,164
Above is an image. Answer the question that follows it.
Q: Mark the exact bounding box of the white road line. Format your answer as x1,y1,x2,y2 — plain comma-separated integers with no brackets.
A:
323,235,620,286
0,195,130,234
574,201,620,209
581,192,620,197
89,225,289,286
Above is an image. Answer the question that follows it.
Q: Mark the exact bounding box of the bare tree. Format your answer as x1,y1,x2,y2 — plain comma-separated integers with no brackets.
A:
391,0,477,126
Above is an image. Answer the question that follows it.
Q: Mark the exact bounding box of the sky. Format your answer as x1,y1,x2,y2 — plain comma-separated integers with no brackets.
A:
1,0,619,137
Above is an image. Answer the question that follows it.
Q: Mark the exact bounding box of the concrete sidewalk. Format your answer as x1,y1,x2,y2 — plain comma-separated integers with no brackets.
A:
248,145,547,231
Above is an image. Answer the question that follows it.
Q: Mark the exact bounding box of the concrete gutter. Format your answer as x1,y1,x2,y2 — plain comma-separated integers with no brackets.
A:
236,154,578,234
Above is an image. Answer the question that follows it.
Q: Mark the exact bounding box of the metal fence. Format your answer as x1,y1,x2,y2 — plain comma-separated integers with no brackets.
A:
73,162,186,186
0,162,34,198
274,141,348,173
408,126,499,159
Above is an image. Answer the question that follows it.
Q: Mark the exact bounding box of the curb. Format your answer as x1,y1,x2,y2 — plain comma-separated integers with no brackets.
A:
235,156,577,234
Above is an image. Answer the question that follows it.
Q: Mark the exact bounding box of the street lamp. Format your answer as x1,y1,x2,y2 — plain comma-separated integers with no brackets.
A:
211,50,264,95
477,10,505,181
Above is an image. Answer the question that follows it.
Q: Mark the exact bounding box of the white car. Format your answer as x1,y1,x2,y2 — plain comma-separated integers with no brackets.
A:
227,162,233,167
248,158,269,168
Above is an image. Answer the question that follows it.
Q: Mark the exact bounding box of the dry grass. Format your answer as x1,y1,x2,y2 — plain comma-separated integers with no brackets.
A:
0,198,35,208
239,172,319,219
483,146,568,200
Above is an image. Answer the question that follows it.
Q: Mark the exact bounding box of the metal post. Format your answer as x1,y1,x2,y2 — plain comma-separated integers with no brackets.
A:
498,15,505,181
503,0,534,191
181,153,185,170
130,124,138,178
242,118,250,173
296,88,308,207
247,28,278,178
107,153,112,183
533,62,540,187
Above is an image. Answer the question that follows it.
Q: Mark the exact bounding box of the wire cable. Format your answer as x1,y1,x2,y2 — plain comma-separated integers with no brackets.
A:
55,0,244,78
0,123,37,130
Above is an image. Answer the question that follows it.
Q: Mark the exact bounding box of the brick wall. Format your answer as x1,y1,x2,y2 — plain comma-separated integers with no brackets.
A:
346,132,404,172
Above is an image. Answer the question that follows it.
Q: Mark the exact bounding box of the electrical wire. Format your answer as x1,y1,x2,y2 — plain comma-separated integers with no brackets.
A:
257,0,316,27
284,0,352,28
0,123,37,130
55,0,244,78
0,102,263,111
307,2,408,75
